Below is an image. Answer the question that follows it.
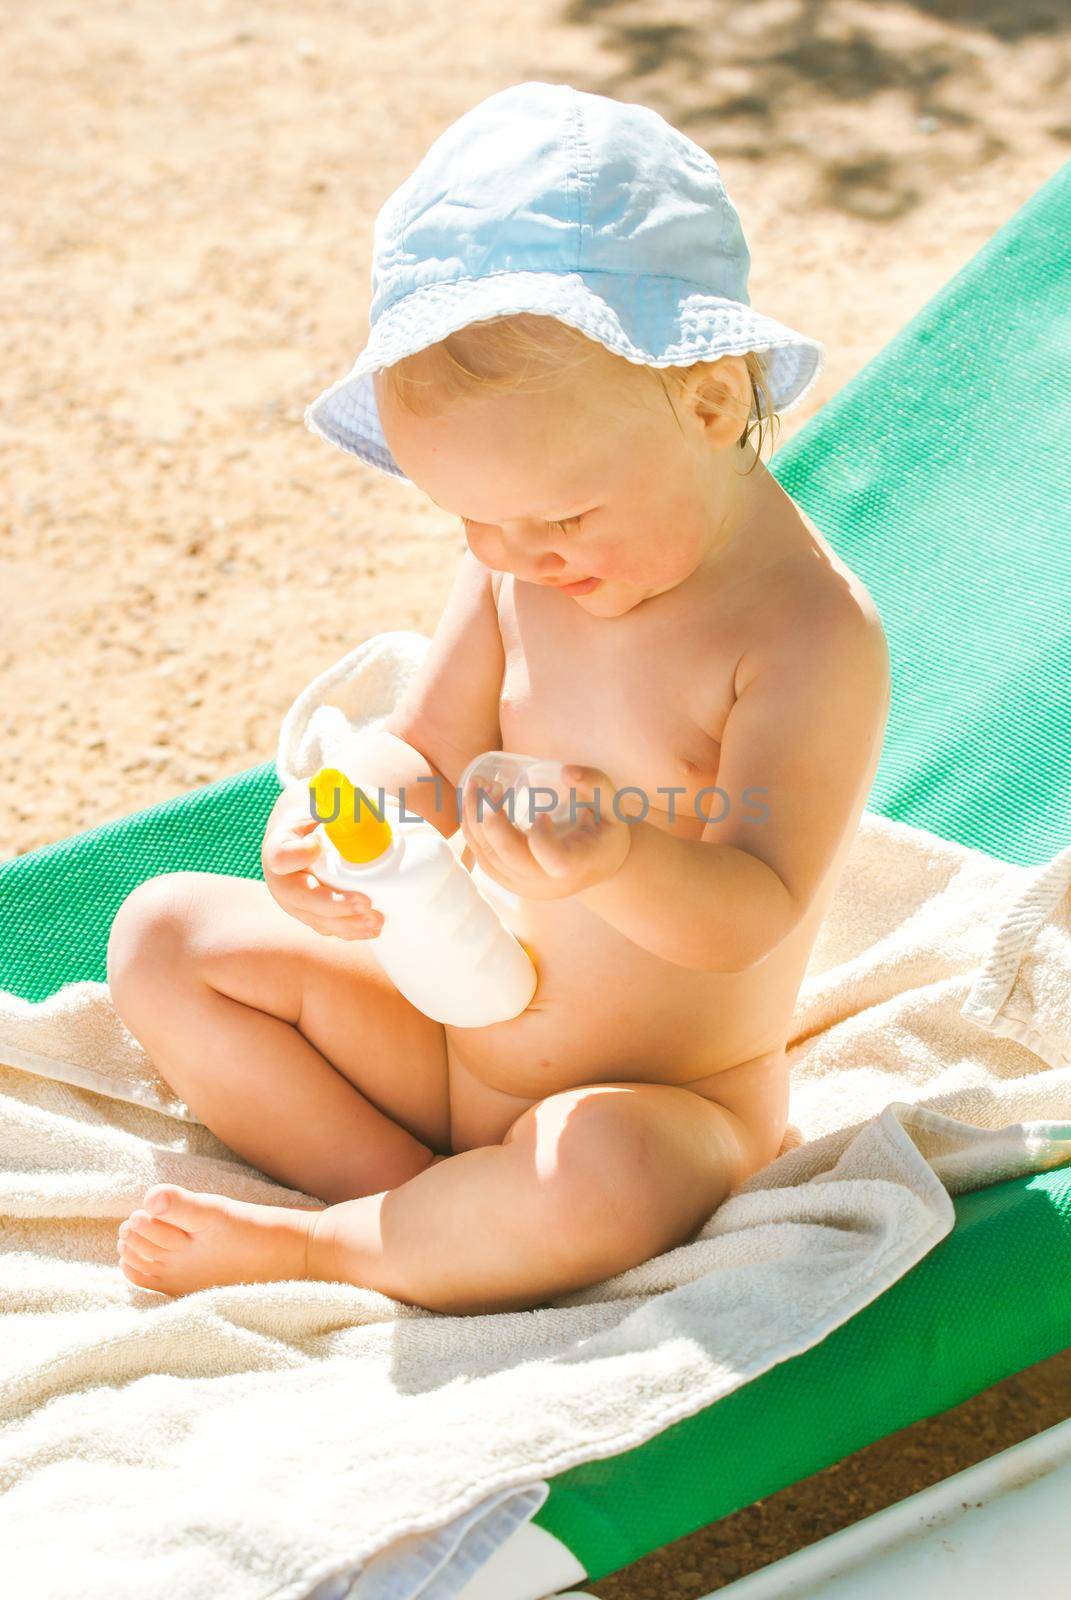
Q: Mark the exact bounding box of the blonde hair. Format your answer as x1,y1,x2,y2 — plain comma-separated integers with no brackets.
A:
377,313,781,471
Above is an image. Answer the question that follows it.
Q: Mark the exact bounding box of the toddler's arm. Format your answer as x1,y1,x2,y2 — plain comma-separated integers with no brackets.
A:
579,598,890,970
262,550,503,935
379,546,505,795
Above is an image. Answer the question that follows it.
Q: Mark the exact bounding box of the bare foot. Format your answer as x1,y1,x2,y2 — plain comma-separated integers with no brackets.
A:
116,1184,323,1297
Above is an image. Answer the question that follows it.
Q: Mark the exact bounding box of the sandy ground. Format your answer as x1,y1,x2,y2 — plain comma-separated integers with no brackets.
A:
3,0,1069,1590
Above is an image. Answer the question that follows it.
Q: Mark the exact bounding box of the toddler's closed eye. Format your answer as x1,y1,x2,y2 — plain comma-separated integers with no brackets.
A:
460,516,584,534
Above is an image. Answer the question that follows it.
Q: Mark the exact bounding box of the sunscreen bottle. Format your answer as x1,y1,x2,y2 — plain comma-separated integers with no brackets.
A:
308,768,537,1028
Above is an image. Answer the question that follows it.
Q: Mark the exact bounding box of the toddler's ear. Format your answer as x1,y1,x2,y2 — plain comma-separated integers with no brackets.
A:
679,356,751,447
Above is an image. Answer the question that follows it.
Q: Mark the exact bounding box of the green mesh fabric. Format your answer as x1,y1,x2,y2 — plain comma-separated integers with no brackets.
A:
0,765,281,1002
0,157,1068,1589
771,159,1071,868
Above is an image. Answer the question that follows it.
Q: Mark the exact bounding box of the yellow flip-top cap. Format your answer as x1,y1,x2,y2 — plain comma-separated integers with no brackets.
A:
310,768,393,864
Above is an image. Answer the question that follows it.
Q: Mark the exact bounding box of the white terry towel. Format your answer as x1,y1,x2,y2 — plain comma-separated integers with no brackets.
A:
0,629,1069,1600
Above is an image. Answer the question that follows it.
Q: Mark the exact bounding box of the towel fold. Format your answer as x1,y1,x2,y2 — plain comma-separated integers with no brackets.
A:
0,630,1068,1600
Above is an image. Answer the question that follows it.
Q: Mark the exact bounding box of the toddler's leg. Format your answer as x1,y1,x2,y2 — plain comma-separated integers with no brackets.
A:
107,871,450,1204
116,1082,753,1310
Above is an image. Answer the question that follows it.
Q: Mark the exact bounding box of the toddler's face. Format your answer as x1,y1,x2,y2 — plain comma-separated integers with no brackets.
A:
373,358,751,619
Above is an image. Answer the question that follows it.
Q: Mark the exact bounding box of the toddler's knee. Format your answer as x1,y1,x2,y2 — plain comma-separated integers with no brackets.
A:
513,1089,669,1265
106,871,207,1009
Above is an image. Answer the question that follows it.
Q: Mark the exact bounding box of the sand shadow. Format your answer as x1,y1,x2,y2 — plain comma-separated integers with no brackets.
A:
556,0,1071,220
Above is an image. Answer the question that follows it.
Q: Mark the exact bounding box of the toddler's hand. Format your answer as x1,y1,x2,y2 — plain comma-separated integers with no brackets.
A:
461,763,631,901
261,783,385,941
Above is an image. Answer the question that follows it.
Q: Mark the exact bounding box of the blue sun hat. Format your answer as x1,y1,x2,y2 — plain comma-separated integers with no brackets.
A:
306,81,826,485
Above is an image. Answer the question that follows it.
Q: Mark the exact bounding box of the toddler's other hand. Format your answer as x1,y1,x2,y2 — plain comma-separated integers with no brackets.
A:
261,782,385,940
462,763,631,900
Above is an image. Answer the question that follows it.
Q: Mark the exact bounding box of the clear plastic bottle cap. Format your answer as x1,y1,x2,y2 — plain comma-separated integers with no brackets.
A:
458,751,579,836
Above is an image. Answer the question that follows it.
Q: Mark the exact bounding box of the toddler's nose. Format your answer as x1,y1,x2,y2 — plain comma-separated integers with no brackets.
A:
500,527,566,584
532,549,566,582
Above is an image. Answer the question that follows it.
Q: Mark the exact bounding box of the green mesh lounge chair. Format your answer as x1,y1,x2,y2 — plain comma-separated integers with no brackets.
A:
3,161,1070,1599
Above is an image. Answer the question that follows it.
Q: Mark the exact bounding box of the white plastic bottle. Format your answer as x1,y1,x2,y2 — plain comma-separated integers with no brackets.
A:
307,768,537,1029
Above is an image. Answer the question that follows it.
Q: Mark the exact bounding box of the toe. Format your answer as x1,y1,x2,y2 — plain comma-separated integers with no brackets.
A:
121,1245,163,1276
143,1183,185,1217
119,1232,162,1269
125,1211,189,1251
143,1185,216,1232
120,1258,164,1292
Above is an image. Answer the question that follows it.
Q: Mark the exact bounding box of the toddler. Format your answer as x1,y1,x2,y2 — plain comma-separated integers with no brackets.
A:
109,83,889,1314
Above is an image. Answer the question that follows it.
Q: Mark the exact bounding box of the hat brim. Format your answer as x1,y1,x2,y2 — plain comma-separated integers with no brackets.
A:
305,270,826,484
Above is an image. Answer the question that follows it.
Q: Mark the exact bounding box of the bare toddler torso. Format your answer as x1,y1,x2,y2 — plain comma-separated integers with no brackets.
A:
444,498,887,1161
